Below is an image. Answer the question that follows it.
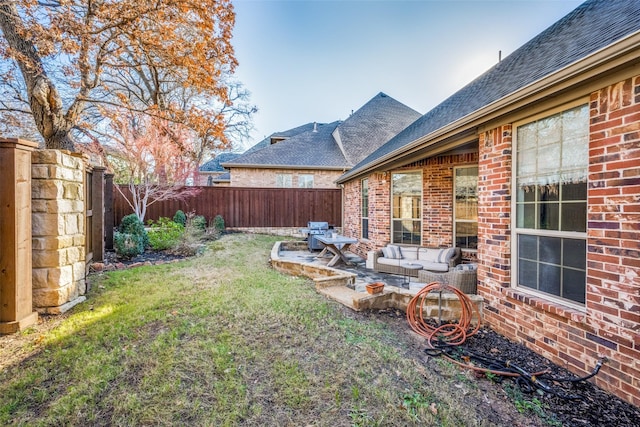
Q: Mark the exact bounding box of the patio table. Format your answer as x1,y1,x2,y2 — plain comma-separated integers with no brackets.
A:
314,234,358,267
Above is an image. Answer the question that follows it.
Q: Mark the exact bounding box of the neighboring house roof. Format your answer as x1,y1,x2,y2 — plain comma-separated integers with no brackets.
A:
333,92,421,165
339,0,640,182
225,92,420,170
199,152,241,172
242,122,319,156
212,172,230,182
224,121,348,169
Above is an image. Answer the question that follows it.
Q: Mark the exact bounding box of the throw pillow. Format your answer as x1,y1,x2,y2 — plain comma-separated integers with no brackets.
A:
382,244,403,259
455,263,478,271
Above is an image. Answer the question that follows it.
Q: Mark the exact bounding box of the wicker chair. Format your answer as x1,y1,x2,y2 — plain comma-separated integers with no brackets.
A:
418,268,477,294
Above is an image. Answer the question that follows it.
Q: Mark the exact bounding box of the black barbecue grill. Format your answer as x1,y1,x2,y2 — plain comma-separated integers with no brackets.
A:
301,221,329,251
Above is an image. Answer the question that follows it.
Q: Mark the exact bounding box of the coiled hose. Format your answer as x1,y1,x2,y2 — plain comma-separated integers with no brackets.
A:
406,281,481,347
406,281,603,399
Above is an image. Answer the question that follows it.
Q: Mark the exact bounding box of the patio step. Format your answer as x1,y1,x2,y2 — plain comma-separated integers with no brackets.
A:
317,286,360,309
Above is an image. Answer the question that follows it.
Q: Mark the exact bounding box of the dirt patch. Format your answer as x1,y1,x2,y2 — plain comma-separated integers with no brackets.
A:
368,308,640,427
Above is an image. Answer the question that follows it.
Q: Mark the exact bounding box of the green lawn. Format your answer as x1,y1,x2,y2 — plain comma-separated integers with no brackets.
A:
0,233,538,426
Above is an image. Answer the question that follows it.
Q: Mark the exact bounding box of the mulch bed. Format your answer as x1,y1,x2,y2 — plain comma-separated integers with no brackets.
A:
375,308,640,427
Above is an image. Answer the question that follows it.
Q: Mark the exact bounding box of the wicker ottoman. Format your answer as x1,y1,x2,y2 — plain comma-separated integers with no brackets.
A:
418,267,477,294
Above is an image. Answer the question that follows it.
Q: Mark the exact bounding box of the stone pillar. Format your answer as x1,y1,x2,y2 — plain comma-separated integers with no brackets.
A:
31,150,87,314
0,138,39,334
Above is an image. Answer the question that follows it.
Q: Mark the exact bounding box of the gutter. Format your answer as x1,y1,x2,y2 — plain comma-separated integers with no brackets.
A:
336,30,640,184
221,162,351,171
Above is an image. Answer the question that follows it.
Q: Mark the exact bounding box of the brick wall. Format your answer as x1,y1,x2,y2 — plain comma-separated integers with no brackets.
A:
479,76,640,406
344,154,477,258
230,167,342,188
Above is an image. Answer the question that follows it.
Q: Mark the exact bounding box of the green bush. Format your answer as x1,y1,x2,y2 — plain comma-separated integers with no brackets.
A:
119,214,148,248
173,210,187,227
213,214,225,232
147,217,185,251
190,215,207,231
113,232,145,259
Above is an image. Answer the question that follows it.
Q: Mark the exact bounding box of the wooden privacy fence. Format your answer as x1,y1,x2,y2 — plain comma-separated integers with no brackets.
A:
113,186,343,228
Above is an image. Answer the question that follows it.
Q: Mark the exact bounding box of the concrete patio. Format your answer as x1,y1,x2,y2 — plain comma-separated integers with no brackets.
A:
270,240,483,319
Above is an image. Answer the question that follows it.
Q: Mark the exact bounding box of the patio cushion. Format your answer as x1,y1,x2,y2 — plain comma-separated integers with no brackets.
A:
455,263,478,271
418,248,454,263
398,246,418,260
376,257,403,267
382,244,403,259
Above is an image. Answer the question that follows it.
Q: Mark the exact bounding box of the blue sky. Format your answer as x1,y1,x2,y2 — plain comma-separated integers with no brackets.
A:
231,0,584,150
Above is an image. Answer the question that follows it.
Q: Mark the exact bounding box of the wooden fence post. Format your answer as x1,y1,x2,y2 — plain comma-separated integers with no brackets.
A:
91,166,106,262
104,173,114,250
0,138,39,334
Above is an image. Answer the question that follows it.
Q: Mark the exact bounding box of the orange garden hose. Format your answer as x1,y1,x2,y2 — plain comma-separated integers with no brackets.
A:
406,282,548,378
407,282,604,398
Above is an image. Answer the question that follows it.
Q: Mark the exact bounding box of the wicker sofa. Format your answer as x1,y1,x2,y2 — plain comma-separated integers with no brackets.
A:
418,264,478,294
370,244,461,277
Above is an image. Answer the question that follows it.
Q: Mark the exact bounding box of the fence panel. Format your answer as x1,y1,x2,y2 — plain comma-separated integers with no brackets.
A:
112,186,342,228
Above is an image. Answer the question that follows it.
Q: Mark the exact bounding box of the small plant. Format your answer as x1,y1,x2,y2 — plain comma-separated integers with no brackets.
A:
173,210,187,227
147,217,185,250
113,231,144,259
213,214,225,232
190,215,207,231
118,214,148,250
402,391,434,419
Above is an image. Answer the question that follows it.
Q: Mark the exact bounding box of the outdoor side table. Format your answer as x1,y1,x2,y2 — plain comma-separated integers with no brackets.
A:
401,262,423,285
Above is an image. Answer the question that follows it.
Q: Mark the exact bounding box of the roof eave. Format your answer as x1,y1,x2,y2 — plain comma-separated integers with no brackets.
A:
337,30,640,184
223,163,350,171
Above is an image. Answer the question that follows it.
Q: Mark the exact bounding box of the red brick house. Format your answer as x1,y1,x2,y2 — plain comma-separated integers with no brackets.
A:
336,0,640,406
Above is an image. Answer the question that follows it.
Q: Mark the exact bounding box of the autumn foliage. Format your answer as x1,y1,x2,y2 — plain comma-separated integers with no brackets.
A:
0,0,239,151
107,111,201,222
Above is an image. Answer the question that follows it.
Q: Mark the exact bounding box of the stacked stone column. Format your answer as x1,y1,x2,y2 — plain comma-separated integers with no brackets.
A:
31,150,87,314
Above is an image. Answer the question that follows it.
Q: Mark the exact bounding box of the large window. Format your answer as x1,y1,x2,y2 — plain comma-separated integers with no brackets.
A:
391,171,422,245
514,103,588,305
275,174,292,188
454,166,478,250
298,174,314,188
361,178,369,239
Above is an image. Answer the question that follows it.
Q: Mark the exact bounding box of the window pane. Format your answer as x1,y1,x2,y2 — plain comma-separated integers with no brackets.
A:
563,238,586,269
392,172,421,244
539,264,561,296
517,203,536,228
519,234,538,259
455,222,477,249
519,259,538,288
563,269,586,304
539,236,561,264
561,202,587,232
538,202,559,230
562,182,587,201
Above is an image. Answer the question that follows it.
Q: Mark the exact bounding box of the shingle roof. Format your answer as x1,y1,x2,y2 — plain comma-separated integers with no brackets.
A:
225,121,348,168
334,92,421,166
226,93,420,170
242,122,319,156
199,152,241,172
343,0,640,180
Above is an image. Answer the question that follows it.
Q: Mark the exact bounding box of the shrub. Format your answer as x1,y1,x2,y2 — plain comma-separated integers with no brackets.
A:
190,215,207,231
213,214,225,232
113,232,145,259
119,214,148,248
147,217,185,251
173,210,187,227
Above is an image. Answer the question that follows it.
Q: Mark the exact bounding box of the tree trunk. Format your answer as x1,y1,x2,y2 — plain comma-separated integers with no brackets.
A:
0,1,76,151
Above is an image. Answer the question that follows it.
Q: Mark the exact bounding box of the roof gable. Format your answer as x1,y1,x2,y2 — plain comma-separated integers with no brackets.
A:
334,92,421,166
